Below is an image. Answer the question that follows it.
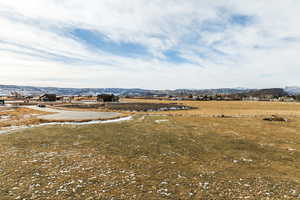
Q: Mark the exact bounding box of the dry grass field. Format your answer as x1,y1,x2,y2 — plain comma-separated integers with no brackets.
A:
124,98,300,117
0,100,299,199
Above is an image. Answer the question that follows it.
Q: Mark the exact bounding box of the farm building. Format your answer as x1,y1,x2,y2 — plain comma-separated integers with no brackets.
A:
39,94,57,102
97,94,119,102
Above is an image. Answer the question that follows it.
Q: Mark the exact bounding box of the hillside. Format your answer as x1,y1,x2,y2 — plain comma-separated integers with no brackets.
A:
240,88,289,98
0,85,251,96
0,84,298,96
285,86,300,95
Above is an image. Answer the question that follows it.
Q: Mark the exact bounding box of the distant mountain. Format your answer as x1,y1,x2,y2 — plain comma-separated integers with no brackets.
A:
0,84,253,96
0,84,291,97
284,86,300,95
0,85,153,96
173,88,251,95
240,88,288,97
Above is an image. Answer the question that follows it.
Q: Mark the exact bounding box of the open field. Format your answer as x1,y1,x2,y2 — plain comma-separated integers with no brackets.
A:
124,98,300,117
0,100,299,199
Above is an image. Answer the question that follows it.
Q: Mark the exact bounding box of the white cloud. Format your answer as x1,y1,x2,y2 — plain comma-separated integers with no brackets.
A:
0,0,300,89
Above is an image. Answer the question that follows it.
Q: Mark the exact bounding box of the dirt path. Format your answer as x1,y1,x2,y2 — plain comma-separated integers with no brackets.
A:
26,106,121,121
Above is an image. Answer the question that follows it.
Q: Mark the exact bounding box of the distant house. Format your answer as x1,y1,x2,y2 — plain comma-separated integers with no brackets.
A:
56,96,63,101
242,96,260,101
25,95,33,99
278,97,295,102
39,94,57,102
23,96,33,103
0,100,4,105
62,96,72,103
97,94,119,102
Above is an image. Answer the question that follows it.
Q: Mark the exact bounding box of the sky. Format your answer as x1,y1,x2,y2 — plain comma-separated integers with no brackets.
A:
0,0,299,89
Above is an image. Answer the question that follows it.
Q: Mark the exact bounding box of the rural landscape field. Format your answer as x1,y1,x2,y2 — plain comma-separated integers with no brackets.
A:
0,98,299,199
2,0,300,199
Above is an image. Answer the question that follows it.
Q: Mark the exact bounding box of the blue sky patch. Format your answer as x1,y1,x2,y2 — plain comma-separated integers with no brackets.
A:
70,28,149,58
201,20,227,33
163,50,190,64
229,14,253,26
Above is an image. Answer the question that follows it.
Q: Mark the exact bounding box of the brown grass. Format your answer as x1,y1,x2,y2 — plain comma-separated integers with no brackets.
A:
0,100,299,199
123,98,300,117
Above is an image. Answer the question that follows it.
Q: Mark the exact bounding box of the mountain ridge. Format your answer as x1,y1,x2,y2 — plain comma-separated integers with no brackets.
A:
0,84,299,96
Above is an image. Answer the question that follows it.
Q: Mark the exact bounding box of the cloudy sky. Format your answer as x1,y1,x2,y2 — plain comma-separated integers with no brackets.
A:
0,0,299,89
